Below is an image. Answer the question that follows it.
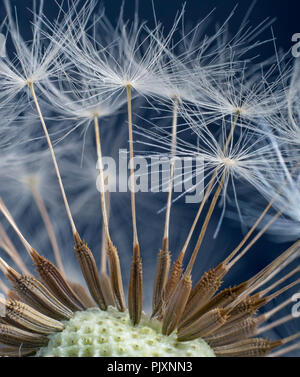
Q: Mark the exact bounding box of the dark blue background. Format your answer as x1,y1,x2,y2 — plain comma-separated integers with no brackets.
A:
0,0,299,354
2,0,299,54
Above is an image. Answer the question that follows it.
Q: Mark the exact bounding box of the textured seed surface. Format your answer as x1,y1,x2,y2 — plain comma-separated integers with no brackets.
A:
35,307,215,357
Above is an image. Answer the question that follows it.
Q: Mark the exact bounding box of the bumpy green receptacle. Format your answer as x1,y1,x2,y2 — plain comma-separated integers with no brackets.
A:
36,306,215,357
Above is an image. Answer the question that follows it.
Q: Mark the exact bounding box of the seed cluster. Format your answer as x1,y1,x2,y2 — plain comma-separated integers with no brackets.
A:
36,307,215,357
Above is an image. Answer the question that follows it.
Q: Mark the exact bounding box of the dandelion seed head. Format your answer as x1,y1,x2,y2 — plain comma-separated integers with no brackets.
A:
36,307,214,357
0,0,299,358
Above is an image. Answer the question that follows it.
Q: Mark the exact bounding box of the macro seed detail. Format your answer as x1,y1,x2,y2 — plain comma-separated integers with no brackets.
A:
36,307,215,357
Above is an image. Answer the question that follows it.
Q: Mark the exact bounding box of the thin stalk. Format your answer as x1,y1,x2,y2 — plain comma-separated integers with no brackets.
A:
259,280,300,322
94,117,125,311
177,169,218,261
259,266,300,297
185,173,225,276
100,190,110,274
269,342,300,357
181,110,240,268
226,209,283,269
223,201,281,267
27,81,76,235
162,96,178,247
184,111,239,276
94,117,111,243
127,84,142,324
100,231,108,275
264,295,297,319
257,314,295,336
151,97,178,317
126,85,139,247
224,246,300,314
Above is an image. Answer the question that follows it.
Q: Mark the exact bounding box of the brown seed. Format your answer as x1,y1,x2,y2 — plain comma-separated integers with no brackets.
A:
1,298,64,334
68,281,97,308
0,324,48,348
223,294,267,329
74,232,107,310
6,266,73,320
213,338,282,357
151,243,171,318
182,263,227,323
107,240,126,311
162,274,192,336
0,346,38,357
128,243,143,325
156,253,184,320
30,247,86,311
177,308,229,341
99,272,116,307
204,316,260,348
179,282,248,330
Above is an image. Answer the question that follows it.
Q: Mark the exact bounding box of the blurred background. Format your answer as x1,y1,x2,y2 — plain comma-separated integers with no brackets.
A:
0,0,299,355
